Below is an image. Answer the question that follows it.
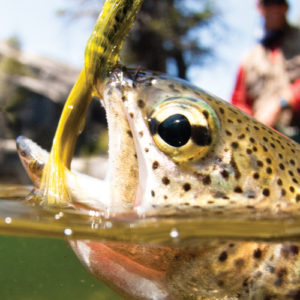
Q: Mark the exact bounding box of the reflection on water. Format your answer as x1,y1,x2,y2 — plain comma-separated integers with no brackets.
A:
1,185,300,243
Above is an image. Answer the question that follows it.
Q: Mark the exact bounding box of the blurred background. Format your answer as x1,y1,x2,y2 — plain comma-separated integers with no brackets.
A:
0,0,300,183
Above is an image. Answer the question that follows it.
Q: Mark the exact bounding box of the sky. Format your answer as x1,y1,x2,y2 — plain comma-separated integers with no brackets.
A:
0,0,300,101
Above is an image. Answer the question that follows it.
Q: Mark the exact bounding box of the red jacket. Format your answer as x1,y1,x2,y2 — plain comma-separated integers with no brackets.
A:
232,62,300,115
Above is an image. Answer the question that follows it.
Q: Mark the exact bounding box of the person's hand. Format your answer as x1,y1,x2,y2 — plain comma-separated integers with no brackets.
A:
253,100,281,127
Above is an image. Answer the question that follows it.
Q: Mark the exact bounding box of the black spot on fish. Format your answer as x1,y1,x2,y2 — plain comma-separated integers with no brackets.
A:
257,160,264,167
220,170,229,179
127,130,133,138
162,177,170,185
231,142,239,149
137,99,145,108
219,107,225,114
202,175,211,185
253,173,260,179
183,183,191,191
253,248,262,259
266,167,272,174
152,161,159,170
218,251,228,262
263,188,270,197
234,186,243,193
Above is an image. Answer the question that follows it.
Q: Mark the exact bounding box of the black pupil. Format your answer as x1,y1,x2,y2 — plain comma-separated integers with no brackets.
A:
158,114,191,147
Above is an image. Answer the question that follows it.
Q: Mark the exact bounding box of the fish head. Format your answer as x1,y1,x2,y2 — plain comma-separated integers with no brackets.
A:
17,66,300,218
100,66,300,217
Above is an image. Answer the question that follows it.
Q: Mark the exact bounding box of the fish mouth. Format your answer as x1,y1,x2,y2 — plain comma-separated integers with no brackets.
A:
16,66,154,215
100,67,142,215
101,67,159,215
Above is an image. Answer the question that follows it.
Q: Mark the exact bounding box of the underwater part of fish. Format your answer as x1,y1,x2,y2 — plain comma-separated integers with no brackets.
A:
17,66,300,299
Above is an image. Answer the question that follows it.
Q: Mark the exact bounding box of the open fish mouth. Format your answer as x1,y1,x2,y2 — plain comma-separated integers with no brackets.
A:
100,67,180,216
15,67,156,216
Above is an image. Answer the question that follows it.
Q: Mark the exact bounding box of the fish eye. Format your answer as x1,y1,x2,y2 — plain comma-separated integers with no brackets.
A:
158,114,191,147
148,97,220,162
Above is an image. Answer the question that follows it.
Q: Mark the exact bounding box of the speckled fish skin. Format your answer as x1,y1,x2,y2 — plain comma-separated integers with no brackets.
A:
98,66,300,299
17,66,300,299
102,67,300,217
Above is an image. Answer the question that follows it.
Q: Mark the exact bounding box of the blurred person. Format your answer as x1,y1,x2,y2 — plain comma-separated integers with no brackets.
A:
231,0,300,141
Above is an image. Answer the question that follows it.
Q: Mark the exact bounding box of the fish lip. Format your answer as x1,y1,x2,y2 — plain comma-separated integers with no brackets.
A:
103,66,173,215
102,66,162,215
101,69,141,214
105,68,153,215
16,136,48,187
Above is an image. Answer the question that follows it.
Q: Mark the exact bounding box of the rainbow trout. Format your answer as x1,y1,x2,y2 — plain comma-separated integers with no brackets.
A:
15,0,300,299
17,67,300,299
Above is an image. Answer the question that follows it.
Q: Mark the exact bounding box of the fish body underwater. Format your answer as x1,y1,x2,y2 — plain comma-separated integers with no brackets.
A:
17,67,300,299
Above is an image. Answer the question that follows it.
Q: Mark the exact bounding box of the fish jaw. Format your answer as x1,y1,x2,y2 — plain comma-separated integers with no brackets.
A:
100,72,139,216
16,136,109,211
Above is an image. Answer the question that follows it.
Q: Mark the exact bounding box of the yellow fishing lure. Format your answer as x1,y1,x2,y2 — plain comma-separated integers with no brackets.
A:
40,0,144,205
